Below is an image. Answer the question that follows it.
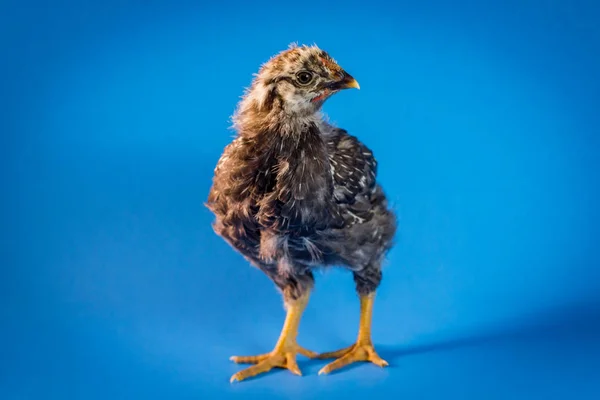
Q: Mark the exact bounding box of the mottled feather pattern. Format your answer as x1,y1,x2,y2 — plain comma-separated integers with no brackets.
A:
206,44,396,301
326,128,377,206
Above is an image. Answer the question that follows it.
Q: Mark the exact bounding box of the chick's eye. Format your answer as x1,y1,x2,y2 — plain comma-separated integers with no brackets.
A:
296,71,313,85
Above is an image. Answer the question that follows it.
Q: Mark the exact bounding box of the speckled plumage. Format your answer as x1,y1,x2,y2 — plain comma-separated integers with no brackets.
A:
206,44,396,304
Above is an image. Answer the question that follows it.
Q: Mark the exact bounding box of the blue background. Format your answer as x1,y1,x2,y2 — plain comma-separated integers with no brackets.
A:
2,0,600,398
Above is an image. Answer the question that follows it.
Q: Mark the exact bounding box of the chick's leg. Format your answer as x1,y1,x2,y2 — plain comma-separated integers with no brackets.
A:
317,292,388,374
230,291,317,382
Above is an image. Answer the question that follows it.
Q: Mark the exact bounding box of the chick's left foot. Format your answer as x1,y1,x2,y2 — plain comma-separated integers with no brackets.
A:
317,342,388,375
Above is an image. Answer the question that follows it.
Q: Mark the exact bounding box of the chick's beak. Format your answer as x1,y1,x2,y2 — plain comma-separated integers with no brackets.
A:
312,70,360,103
328,71,360,91
337,73,360,90
341,75,360,90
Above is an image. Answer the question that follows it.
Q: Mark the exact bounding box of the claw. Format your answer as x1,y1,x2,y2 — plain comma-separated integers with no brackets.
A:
230,292,313,382
230,353,270,364
317,342,388,375
297,346,319,359
229,344,316,382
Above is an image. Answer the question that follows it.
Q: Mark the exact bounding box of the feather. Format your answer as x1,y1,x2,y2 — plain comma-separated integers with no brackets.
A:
206,44,397,300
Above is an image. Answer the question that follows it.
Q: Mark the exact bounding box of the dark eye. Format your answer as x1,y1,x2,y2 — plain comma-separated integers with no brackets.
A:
296,71,313,85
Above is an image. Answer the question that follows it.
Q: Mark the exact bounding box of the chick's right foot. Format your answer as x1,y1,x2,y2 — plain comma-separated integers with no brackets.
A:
229,345,317,382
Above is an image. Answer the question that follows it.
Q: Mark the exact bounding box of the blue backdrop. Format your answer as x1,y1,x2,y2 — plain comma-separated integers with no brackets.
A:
2,0,600,398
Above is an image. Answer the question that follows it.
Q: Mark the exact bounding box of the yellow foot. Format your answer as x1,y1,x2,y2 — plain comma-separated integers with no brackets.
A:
317,342,388,375
230,345,317,383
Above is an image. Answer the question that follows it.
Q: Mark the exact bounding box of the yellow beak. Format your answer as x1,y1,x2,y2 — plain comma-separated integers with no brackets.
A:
336,75,360,90
344,77,360,90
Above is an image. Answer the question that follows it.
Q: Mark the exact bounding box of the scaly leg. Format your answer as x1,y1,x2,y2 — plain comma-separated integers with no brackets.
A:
317,292,388,375
230,292,317,382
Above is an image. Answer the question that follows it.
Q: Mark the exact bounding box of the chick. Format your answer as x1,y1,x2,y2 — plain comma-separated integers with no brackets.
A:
206,43,397,382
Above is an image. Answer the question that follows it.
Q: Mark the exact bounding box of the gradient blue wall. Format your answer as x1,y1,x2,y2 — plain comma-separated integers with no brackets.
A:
2,0,599,398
